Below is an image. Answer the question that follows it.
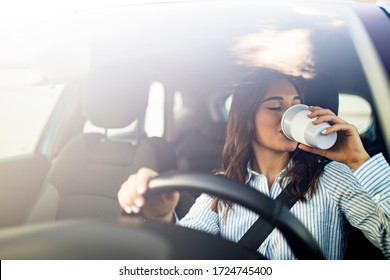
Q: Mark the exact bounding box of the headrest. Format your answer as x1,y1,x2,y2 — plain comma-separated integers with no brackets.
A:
201,122,227,142
84,66,149,129
293,73,339,115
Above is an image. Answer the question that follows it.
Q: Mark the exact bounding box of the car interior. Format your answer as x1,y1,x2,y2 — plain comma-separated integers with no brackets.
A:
0,1,389,260
26,66,177,224
0,65,387,259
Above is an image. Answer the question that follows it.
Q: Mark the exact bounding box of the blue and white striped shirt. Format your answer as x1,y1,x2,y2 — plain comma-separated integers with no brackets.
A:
178,153,390,259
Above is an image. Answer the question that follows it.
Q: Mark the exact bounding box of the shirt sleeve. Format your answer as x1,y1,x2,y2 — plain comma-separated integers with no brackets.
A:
178,193,220,235
354,153,390,214
324,153,390,259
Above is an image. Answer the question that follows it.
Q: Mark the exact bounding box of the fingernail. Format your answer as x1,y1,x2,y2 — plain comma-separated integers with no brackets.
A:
131,205,140,214
137,184,146,194
321,129,327,134
124,205,132,214
134,197,144,208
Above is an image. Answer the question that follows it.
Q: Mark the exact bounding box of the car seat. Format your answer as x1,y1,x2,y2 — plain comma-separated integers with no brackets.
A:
173,120,226,218
26,67,177,223
175,121,226,173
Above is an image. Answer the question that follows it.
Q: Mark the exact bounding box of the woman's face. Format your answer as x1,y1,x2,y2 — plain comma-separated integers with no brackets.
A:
252,77,301,153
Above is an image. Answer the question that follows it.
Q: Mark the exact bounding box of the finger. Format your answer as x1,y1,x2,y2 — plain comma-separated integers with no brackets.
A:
118,180,132,213
308,105,323,111
307,107,335,118
136,167,159,195
127,173,146,213
126,174,137,194
298,143,327,157
320,123,356,135
122,174,143,214
312,114,346,125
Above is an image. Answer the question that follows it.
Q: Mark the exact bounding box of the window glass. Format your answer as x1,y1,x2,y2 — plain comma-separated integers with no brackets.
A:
0,70,63,159
173,91,184,114
338,94,372,134
224,95,233,117
144,82,164,137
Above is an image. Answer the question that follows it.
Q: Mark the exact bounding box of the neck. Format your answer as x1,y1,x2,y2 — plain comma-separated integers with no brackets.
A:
252,147,290,190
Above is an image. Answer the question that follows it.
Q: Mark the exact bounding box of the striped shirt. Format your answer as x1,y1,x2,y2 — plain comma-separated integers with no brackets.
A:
178,153,390,259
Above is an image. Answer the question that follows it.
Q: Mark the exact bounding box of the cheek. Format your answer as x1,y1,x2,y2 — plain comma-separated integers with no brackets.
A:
254,116,275,142
255,114,280,130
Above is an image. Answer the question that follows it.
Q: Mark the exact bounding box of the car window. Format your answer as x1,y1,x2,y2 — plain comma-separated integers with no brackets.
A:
144,82,165,137
0,69,63,159
338,93,372,134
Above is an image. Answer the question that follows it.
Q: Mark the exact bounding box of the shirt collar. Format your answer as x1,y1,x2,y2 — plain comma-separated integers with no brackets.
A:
245,159,290,185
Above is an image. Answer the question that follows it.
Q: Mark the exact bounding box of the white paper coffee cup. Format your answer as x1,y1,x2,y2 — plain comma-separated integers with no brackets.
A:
281,104,337,150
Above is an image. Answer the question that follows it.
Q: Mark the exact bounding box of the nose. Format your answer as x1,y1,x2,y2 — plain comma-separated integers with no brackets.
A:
281,104,292,115
280,102,298,123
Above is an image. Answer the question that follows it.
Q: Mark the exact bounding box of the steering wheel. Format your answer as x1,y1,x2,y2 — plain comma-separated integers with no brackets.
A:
147,171,324,260
0,172,324,260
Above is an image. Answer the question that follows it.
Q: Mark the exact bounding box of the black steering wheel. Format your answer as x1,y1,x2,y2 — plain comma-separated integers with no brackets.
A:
147,171,324,260
0,172,324,260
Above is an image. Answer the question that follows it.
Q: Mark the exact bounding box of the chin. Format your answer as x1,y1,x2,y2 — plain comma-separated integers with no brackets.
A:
272,144,297,153
284,142,299,152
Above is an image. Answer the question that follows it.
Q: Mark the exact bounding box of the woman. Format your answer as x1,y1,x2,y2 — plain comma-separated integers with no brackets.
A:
118,71,390,259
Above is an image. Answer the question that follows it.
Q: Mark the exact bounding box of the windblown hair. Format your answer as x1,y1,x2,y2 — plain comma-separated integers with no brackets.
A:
212,71,330,213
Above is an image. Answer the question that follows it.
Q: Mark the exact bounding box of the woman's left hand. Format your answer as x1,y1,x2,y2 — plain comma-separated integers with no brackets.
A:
298,106,370,170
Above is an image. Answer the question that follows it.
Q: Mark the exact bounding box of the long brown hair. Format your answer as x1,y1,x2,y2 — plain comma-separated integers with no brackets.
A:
212,70,329,213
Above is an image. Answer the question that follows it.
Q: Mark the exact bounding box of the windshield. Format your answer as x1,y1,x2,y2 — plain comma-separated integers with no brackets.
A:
0,1,383,159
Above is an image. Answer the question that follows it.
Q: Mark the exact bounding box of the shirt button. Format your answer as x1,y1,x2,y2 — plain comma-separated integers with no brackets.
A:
375,194,381,201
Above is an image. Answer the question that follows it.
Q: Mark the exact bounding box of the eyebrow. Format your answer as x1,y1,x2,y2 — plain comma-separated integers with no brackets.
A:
261,95,301,103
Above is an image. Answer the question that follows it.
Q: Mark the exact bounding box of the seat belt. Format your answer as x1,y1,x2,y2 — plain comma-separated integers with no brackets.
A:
238,180,310,250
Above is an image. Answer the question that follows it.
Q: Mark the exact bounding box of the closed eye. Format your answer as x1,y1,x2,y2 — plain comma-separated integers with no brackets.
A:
267,107,282,111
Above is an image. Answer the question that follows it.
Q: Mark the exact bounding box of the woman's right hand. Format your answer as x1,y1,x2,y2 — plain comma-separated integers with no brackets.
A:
117,167,180,223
